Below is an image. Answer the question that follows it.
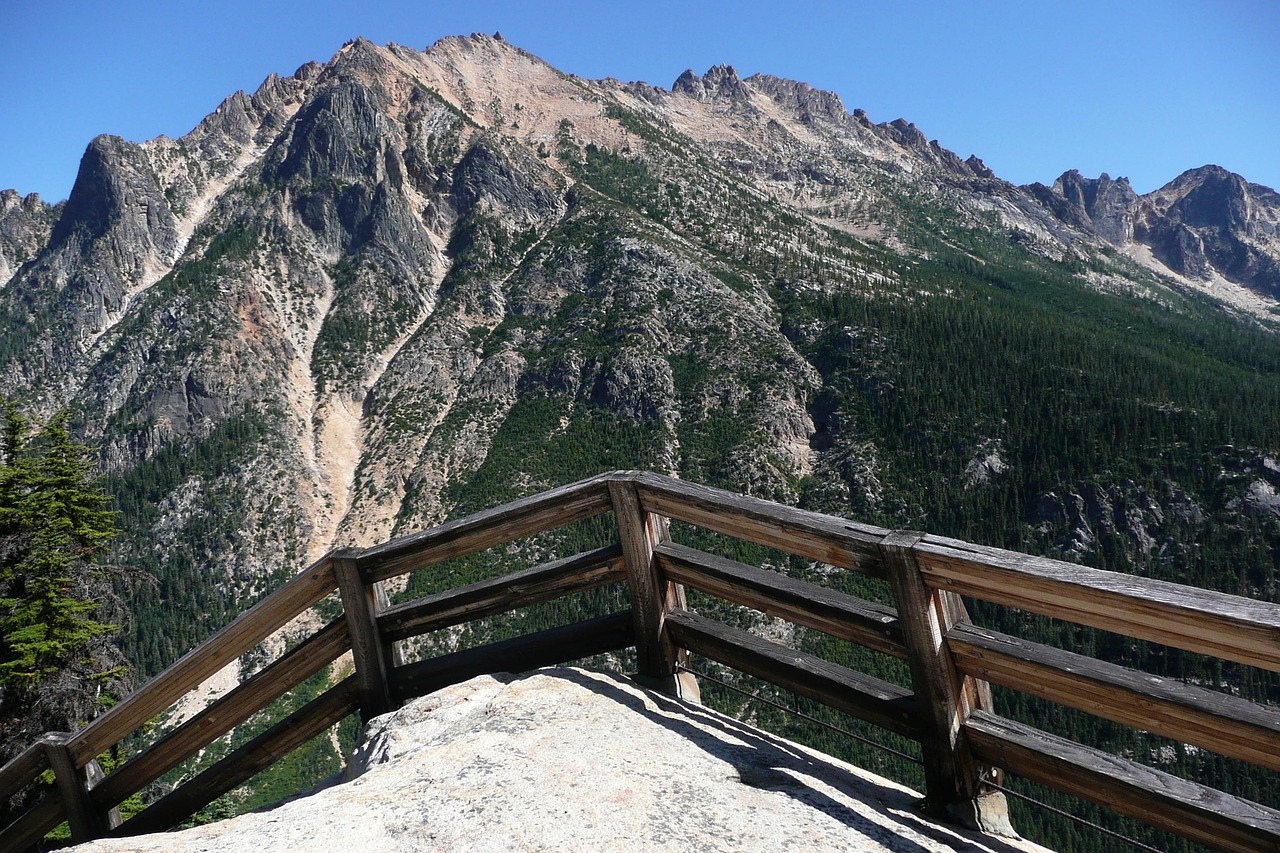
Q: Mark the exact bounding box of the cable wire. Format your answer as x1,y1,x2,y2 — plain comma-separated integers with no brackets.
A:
676,663,922,765
681,662,1166,853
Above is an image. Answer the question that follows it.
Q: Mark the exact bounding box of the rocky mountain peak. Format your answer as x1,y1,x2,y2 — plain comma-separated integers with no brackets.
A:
1129,164,1280,294
744,74,849,125
672,64,750,101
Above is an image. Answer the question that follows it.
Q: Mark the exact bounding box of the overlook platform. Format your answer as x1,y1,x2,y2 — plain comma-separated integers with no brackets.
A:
3,471,1278,852
67,669,1048,853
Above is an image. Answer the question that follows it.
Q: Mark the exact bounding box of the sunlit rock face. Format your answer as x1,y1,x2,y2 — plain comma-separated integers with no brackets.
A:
68,668,1047,853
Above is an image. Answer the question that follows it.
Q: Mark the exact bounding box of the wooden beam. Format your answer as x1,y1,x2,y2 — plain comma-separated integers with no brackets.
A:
334,553,395,721
632,471,889,578
948,623,1280,773
0,738,50,804
391,611,635,702
91,618,351,810
664,609,917,737
965,710,1280,853
655,542,906,659
379,544,626,642
358,473,615,582
43,734,115,843
610,481,682,679
915,538,1280,673
0,789,64,853
113,677,359,838
881,532,989,816
66,553,339,766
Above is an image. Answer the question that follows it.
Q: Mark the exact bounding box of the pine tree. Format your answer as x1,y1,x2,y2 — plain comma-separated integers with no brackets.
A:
0,404,130,768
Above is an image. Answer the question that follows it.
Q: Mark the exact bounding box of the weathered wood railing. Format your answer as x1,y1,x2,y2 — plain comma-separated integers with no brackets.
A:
1,471,1277,852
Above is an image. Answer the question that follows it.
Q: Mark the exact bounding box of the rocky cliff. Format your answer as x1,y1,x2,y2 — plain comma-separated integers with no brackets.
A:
68,669,1045,853
1028,164,1280,300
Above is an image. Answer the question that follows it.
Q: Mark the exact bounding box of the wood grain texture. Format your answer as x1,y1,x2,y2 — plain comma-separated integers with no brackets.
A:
0,738,50,803
916,539,1280,673
948,623,1280,773
633,471,890,578
664,608,917,738
965,710,1280,853
66,553,338,767
358,473,615,582
881,532,985,810
391,611,635,702
112,677,359,838
610,481,681,677
92,619,351,810
335,554,395,721
655,542,905,659
379,545,625,642
44,734,103,843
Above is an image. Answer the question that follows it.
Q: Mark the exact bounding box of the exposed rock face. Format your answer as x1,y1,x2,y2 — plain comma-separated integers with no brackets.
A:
1026,170,1139,246
69,669,1045,853
0,190,57,287
1030,165,1280,299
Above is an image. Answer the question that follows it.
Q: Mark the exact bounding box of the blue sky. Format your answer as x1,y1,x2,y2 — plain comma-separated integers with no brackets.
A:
1,0,1276,202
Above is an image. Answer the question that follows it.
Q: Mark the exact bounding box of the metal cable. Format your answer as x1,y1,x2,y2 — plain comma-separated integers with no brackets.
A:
680,662,1167,853
984,778,1165,853
675,663,922,765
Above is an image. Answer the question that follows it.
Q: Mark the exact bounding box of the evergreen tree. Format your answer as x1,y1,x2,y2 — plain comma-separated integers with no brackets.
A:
0,404,131,769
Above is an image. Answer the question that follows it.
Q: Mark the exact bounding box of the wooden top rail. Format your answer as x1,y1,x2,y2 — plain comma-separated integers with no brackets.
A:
0,739,51,805
357,472,617,583
915,536,1280,673
631,472,891,578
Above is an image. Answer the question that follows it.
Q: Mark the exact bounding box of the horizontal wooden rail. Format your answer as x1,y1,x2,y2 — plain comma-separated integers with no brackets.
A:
0,790,64,853
664,609,917,738
633,472,890,578
92,618,351,810
7,470,1280,853
965,710,1280,853
948,623,1280,773
391,611,635,702
655,542,906,659
0,739,52,804
114,677,359,838
358,473,616,583
916,538,1280,673
380,544,626,642
65,553,339,768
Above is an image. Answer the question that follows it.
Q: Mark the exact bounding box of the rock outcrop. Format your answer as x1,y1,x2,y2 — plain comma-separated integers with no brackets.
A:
1029,165,1280,299
69,669,1045,853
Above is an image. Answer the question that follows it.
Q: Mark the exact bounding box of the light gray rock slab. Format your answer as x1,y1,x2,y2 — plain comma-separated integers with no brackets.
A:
72,668,1050,853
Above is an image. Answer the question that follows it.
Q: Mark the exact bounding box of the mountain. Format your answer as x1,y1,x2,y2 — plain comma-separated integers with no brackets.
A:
1,30,1278,661
3,32,1278,849
1028,164,1280,302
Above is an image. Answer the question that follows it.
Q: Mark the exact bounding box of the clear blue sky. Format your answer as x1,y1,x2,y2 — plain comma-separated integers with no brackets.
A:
2,0,1276,202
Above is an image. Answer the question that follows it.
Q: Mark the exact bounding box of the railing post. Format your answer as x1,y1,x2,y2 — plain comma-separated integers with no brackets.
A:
334,551,397,721
880,531,1011,835
42,734,119,843
609,479,699,701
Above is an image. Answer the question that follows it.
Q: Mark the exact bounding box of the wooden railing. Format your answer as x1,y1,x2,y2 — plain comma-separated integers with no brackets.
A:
1,471,1278,851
